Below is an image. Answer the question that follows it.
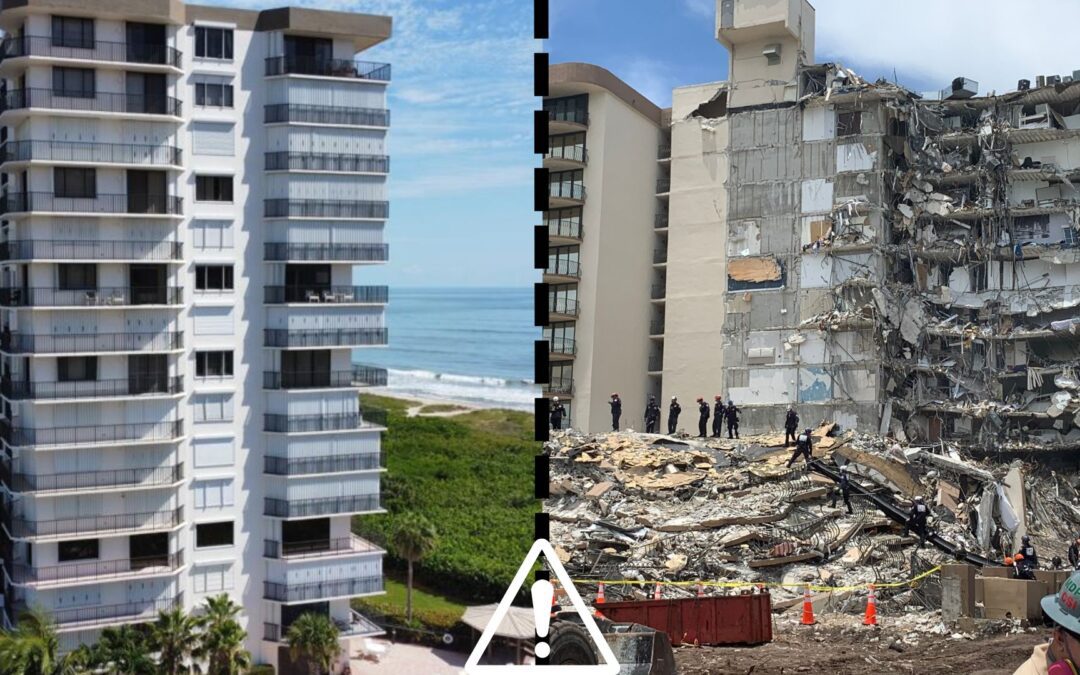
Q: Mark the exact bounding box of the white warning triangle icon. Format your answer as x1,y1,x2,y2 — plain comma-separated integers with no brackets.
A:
464,538,619,674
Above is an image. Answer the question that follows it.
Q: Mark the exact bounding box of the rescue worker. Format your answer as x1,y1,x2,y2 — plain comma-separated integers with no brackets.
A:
1019,534,1040,570
1068,536,1080,570
725,400,740,439
1014,553,1037,581
711,395,725,437
696,397,709,438
644,396,660,434
1012,570,1080,675
905,496,930,548
784,406,799,446
786,427,813,468
830,464,853,514
609,393,622,432
668,396,681,435
550,397,566,431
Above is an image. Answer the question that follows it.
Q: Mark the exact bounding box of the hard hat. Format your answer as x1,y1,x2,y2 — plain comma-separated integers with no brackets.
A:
728,400,733,405
1004,557,1014,566
1014,553,1025,561
696,397,703,402
611,392,618,397
914,495,924,502
840,465,849,472
649,395,656,400
805,428,812,434
1042,571,1080,635
1022,535,1031,544
553,397,559,402
671,396,677,401
714,395,721,400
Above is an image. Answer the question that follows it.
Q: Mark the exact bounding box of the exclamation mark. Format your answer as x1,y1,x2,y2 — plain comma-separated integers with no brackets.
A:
531,579,554,659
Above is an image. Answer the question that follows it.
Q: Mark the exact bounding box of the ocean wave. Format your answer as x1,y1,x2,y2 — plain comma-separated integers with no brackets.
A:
378,368,537,410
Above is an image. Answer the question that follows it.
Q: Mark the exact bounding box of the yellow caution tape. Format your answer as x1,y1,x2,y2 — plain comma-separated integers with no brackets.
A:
570,565,940,594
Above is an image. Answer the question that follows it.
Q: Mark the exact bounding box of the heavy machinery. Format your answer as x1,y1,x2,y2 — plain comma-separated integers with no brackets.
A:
547,610,676,675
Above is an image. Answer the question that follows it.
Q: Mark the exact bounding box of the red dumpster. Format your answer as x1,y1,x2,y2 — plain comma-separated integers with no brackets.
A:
596,594,772,646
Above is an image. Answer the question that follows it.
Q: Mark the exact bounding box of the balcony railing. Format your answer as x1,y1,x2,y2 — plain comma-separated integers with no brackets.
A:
651,284,665,300
649,356,663,372
265,56,391,81
1,419,183,448
655,213,669,229
264,242,388,262
4,462,183,494
265,103,390,127
265,452,384,475
545,109,589,126
549,182,585,202
654,248,667,264
545,259,581,278
0,286,182,307
0,192,183,216
0,239,182,261
263,366,387,390
0,89,182,117
2,375,183,401
656,178,671,193
9,551,183,585
548,337,576,356
264,576,383,603
547,219,582,240
549,297,579,317
0,140,182,167
265,152,389,173
1,331,183,354
0,35,181,68
543,378,573,396
546,145,587,164
265,199,388,219
7,506,183,539
264,285,387,305
264,410,387,433
658,144,671,159
25,594,183,628
650,320,665,335
264,328,388,348
264,534,382,560
265,494,380,518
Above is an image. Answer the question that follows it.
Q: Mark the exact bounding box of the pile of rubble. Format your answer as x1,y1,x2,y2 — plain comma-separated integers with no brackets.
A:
545,424,1080,615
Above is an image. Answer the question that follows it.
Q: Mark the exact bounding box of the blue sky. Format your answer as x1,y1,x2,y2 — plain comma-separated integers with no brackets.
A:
222,0,537,288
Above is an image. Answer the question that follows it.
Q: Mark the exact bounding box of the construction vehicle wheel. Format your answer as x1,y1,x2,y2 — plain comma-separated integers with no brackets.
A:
548,621,599,665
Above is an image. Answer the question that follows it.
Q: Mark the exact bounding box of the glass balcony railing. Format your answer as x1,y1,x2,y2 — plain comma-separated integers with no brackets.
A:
0,88,182,117
0,35,181,67
265,56,390,81
262,366,388,390
0,192,182,216
263,242,388,262
263,410,387,433
264,199,388,219
545,259,581,278
0,140,181,166
265,151,389,173
0,419,183,448
0,286,182,307
1,376,182,401
264,452,384,476
548,337,576,356
264,576,383,603
0,239,182,261
263,534,381,560
1,331,183,354
263,328,387,348
549,297,579,317
264,494,380,518
264,285,387,304
264,103,390,127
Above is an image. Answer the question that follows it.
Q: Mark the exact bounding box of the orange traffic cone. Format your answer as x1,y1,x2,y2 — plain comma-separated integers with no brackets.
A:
696,583,704,598
800,585,816,625
596,582,606,605
653,583,662,600
863,584,878,626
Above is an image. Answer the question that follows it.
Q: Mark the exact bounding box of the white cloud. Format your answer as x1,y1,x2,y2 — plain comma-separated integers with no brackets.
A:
682,0,714,19
812,0,1080,93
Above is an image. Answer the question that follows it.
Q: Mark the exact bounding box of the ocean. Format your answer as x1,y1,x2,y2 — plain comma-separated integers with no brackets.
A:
354,287,538,410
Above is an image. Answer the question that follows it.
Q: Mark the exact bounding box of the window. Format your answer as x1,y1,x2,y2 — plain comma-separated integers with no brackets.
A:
194,80,234,108
195,265,234,292
195,521,234,548
58,539,99,562
54,168,95,198
52,67,95,98
58,356,97,382
836,111,862,137
192,220,233,251
194,26,233,60
193,306,233,335
195,175,233,202
57,263,96,290
51,16,94,49
195,350,233,378
194,393,233,422
194,478,234,510
191,123,235,157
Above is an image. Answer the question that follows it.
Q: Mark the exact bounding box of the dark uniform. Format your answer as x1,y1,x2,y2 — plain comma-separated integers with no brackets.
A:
1018,536,1039,569
609,396,622,431
1069,539,1080,570
550,401,566,430
644,398,660,434
786,429,813,467
905,499,930,548
712,399,725,437
784,409,799,446
831,468,853,514
697,400,709,438
668,399,681,435
725,401,740,439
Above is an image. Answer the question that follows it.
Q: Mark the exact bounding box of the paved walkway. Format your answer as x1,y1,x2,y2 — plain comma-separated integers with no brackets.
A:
349,642,468,674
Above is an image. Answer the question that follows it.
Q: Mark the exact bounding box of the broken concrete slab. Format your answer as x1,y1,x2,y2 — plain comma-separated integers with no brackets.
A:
833,445,922,496
586,481,614,499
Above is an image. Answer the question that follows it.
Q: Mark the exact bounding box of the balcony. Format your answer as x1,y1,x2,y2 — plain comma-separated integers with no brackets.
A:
544,144,587,170
264,104,390,127
544,259,581,281
655,213,669,229
547,219,582,242
2,376,183,401
0,192,183,217
264,534,382,560
265,152,389,174
648,356,663,373
1,331,183,355
543,378,573,396
3,462,183,494
658,144,671,160
0,140,182,168
264,328,387,349
264,285,387,305
0,239,182,262
650,320,665,336
265,199,388,219
656,178,671,194
548,181,586,207
13,594,183,630
545,108,589,133
651,284,665,300
264,494,380,518
265,452,384,476
9,552,184,587
264,610,382,643
6,506,183,539
264,242,388,263
265,56,391,81
263,366,388,390
0,89,182,118
0,419,183,448
0,286,182,308
654,248,667,265
549,297,579,319
264,575,383,603
0,35,182,68
548,337,576,358
263,410,387,433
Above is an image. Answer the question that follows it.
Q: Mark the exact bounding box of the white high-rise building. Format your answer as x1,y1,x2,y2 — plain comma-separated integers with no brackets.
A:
0,2,392,669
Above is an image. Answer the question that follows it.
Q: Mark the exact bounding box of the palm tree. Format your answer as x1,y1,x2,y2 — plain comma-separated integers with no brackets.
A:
92,624,155,675
0,607,62,675
150,608,198,675
285,613,340,675
195,595,251,675
390,512,439,623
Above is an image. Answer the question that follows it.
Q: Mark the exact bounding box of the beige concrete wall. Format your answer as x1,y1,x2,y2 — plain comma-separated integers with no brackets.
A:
659,84,731,422
718,0,815,108
574,89,661,432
